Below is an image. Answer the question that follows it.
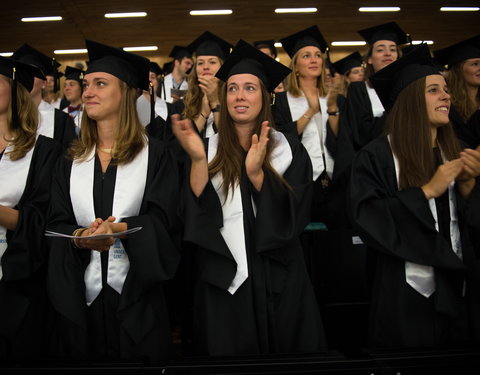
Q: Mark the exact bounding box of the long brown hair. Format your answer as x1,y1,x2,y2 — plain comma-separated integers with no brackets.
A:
388,76,461,189
208,81,290,199
285,49,327,98
183,56,224,120
69,80,146,164
445,62,480,122
4,78,38,161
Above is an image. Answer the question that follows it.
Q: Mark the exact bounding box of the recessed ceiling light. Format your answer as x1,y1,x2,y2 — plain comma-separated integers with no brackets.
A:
440,7,479,11
274,42,283,48
123,46,158,52
54,49,88,54
0,52,13,57
331,41,367,46
104,12,147,18
275,8,318,13
190,10,233,15
358,7,401,12
21,16,62,22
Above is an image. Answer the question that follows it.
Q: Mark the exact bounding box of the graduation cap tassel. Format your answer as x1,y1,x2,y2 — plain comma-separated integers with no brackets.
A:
11,66,20,129
149,82,155,125
270,92,276,106
160,74,166,100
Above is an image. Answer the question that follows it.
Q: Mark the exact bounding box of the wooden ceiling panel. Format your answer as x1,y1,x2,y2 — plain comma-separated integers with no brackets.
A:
1,0,478,65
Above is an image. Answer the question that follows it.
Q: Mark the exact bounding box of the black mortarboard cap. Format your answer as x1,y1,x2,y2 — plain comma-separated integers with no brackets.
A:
85,39,150,91
163,61,174,75
253,39,278,58
0,56,39,128
370,43,439,111
65,66,85,83
358,22,410,46
279,25,329,58
12,44,57,79
149,62,164,76
169,46,192,60
187,31,232,60
333,51,363,75
216,39,291,93
433,34,480,69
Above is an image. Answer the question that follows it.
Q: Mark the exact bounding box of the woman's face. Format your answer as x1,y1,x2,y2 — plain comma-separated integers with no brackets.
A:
295,46,323,79
196,55,221,77
462,58,480,88
82,72,122,122
425,74,450,127
226,73,262,126
346,66,365,83
0,74,11,115
63,80,82,103
368,40,398,73
149,71,159,92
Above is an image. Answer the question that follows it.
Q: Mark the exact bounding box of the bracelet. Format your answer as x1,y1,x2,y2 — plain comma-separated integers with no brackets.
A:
303,114,312,120
71,227,85,248
327,111,340,116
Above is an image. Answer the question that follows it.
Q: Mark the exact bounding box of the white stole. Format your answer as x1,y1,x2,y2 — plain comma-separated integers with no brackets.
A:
70,142,149,305
0,142,36,279
286,92,334,181
204,113,216,138
37,105,55,139
389,138,462,297
366,82,385,118
208,130,293,294
136,95,169,127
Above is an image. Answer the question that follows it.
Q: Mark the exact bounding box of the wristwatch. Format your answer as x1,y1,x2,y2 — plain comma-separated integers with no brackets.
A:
211,104,221,113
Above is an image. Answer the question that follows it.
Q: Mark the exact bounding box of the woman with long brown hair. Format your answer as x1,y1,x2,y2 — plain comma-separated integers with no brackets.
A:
173,31,232,139
350,44,480,349
173,40,326,356
46,40,180,363
434,34,480,149
0,56,60,361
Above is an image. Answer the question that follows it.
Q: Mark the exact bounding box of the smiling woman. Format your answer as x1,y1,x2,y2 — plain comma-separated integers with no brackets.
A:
350,44,480,349
46,40,180,364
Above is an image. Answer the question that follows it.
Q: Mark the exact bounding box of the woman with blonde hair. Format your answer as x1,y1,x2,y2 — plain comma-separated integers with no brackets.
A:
47,40,180,363
434,34,480,148
0,56,60,361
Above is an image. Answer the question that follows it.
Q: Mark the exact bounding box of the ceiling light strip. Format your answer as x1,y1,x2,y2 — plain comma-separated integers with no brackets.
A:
0,52,14,57
440,7,479,11
123,46,158,52
412,40,434,45
275,8,318,13
54,49,88,54
105,12,147,18
21,16,62,22
190,10,233,15
358,7,401,12
331,41,367,46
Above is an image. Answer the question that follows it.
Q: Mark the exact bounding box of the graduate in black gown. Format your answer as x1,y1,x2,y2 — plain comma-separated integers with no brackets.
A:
172,40,326,356
175,31,232,139
349,44,480,349
345,22,409,152
46,40,180,364
434,34,480,149
0,57,60,361
12,44,76,150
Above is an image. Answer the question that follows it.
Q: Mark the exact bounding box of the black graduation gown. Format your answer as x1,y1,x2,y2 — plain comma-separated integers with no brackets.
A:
0,136,61,361
450,106,480,149
53,108,77,150
46,138,181,364
181,136,326,356
344,81,387,152
349,136,480,349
